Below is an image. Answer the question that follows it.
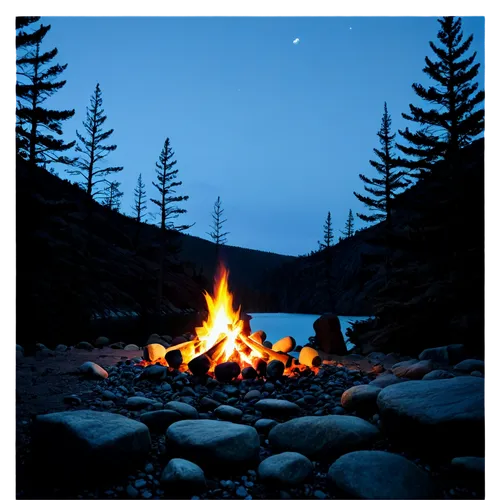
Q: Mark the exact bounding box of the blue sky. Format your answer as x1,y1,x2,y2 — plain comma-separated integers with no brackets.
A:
38,16,485,256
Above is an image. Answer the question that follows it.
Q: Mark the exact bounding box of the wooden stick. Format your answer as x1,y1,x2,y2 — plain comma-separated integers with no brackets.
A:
239,334,293,367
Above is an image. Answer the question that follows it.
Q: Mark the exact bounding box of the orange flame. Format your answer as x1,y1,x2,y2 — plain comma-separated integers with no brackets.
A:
195,265,244,363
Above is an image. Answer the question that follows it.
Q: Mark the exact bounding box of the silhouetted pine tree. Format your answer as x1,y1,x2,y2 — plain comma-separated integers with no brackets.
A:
151,137,191,313
67,83,122,198
318,211,334,309
342,209,355,238
16,17,75,168
207,196,229,260
102,181,123,211
398,16,484,178
132,174,147,223
354,102,406,227
319,211,334,249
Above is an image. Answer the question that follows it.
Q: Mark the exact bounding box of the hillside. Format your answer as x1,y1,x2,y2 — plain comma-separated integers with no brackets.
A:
16,160,294,347
265,139,484,356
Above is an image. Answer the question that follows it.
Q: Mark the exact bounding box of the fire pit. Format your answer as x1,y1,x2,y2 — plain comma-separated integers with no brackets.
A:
141,265,319,379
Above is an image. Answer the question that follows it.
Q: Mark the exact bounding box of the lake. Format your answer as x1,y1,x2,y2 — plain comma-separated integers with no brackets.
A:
247,312,372,350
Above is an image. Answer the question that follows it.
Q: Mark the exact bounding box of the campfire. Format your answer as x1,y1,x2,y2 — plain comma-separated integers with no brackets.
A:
141,265,320,378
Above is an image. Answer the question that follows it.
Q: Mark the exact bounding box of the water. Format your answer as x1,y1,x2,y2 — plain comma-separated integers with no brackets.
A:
247,312,372,350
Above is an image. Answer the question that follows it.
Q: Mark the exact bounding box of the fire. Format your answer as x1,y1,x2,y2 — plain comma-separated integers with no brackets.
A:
195,266,244,363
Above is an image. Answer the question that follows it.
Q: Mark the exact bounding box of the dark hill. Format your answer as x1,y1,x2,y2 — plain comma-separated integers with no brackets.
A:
265,139,484,356
16,160,294,347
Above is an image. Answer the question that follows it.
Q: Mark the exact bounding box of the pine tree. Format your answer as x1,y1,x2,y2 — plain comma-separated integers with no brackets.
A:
342,209,355,238
354,102,406,227
207,196,229,259
151,137,191,313
151,138,190,232
16,17,75,167
319,211,334,249
132,174,147,223
102,181,123,211
67,83,122,198
398,16,484,177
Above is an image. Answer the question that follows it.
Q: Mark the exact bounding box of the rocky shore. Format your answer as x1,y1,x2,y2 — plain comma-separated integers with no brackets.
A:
16,339,484,499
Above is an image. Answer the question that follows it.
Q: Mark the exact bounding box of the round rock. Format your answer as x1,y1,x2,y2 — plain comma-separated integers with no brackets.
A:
341,385,382,416
328,450,435,499
160,458,206,492
140,410,183,432
214,405,243,422
214,362,241,383
78,361,108,379
165,349,183,369
266,360,285,379
164,401,199,419
258,452,313,487
255,399,301,418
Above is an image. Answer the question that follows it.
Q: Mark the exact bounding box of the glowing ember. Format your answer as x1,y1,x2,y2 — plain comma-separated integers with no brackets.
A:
137,264,320,377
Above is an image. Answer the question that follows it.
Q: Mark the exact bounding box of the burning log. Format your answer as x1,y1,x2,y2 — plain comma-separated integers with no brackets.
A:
249,331,266,344
239,334,293,367
164,340,200,363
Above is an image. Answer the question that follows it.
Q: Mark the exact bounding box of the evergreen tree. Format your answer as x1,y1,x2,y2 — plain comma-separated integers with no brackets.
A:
319,211,334,249
151,137,191,313
354,102,406,227
398,16,484,177
151,138,190,232
342,209,355,238
102,181,123,211
16,17,75,167
67,83,122,198
132,173,147,223
207,196,229,259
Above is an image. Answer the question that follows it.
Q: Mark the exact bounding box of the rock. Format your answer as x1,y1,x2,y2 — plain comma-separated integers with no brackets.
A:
125,344,140,351
75,341,94,351
36,343,49,351
126,397,156,409
299,347,322,368
418,344,466,364
142,364,168,381
253,358,267,376
95,336,110,347
188,354,211,376
147,334,170,348
214,405,243,422
32,410,151,477
268,415,380,459
255,399,301,418
422,369,455,380
160,458,206,492
272,336,296,354
164,401,199,419
263,341,273,348
258,452,313,487
366,352,386,362
341,385,381,416
454,359,484,374
369,373,406,388
244,389,262,401
266,360,285,379
54,344,68,352
16,344,24,353
471,370,483,377
102,390,117,400
140,410,183,432
313,314,347,355
143,344,167,363
254,419,278,434
241,366,258,380
377,376,484,456
35,348,56,360
328,450,435,499
78,361,108,379
214,362,241,382
126,485,139,498
450,456,485,478
165,349,183,369
166,420,260,469
63,394,82,405
392,359,434,379
109,342,126,349
199,397,220,411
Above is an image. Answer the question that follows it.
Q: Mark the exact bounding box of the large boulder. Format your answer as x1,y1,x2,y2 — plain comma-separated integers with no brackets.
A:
258,452,313,487
313,314,347,355
166,420,260,469
377,376,484,456
268,415,380,460
328,450,435,499
32,410,151,479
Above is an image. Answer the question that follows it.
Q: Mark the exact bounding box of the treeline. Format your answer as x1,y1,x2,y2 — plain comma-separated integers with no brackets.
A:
16,16,234,315
310,16,484,313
